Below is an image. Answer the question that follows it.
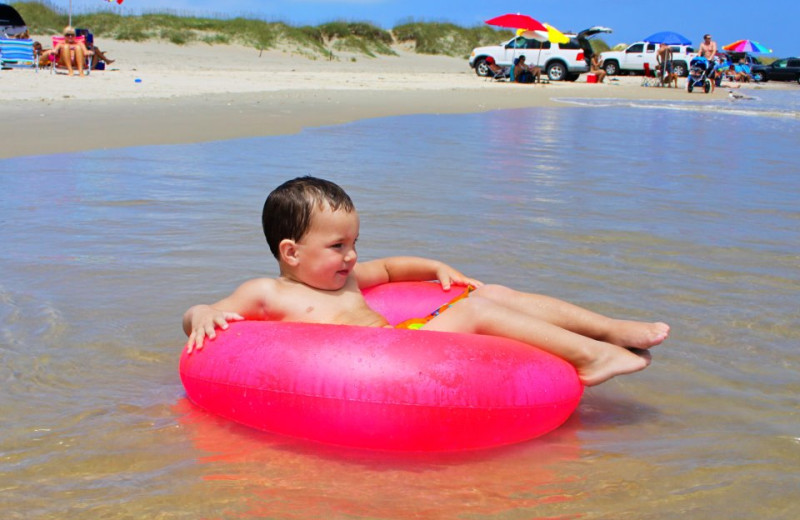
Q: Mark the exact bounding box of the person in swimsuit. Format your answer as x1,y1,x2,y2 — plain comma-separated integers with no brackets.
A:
484,56,507,79
590,53,607,83
513,55,542,83
52,26,89,76
656,44,678,88
183,176,670,386
698,34,718,92
32,41,53,68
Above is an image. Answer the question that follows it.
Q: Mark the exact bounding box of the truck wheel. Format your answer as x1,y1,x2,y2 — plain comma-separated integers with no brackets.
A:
752,71,766,82
673,62,687,77
603,60,619,76
546,61,568,81
474,58,490,77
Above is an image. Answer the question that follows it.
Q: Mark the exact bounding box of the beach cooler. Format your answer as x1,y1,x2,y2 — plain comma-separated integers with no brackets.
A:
586,73,598,83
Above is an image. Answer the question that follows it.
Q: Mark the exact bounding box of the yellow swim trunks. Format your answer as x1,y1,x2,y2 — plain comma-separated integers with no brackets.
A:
395,285,475,330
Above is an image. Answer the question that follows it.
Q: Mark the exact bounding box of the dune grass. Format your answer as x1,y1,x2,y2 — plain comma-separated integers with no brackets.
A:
392,21,508,56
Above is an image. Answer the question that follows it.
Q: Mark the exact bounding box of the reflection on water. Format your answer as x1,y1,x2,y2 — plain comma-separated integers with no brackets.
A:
1,98,799,518
175,399,583,518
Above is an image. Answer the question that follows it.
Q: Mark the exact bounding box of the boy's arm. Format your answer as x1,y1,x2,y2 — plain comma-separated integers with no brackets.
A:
354,257,483,291
182,278,274,353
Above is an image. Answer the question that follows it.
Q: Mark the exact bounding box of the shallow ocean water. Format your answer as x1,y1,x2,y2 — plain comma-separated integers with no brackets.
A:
1,89,798,519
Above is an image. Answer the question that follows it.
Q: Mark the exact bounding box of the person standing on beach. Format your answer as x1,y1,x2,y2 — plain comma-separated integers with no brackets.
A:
698,34,717,92
656,44,676,87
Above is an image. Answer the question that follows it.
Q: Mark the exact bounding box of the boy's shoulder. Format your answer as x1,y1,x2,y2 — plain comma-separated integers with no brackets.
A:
242,275,319,298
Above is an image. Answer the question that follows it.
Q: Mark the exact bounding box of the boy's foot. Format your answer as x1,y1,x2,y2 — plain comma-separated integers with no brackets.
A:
604,320,670,349
578,344,652,387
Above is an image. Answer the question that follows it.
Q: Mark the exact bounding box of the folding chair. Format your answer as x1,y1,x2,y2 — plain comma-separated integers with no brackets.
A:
488,64,510,81
0,38,38,70
641,62,657,86
49,34,93,75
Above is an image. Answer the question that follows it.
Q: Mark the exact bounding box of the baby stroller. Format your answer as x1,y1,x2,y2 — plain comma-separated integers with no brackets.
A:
687,56,713,93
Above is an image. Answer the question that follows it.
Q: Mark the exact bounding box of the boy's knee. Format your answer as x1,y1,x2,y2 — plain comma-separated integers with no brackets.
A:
457,292,500,318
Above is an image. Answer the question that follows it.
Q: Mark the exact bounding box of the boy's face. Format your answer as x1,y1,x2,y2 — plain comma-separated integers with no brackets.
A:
291,204,360,290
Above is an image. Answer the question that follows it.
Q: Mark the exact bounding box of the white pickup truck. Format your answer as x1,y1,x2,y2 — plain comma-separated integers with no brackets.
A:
599,42,695,77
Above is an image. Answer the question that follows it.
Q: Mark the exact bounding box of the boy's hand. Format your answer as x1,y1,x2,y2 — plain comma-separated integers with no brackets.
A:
185,308,244,354
435,264,483,291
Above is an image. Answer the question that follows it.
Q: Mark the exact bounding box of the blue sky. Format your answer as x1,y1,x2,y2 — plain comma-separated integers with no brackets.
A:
72,0,796,57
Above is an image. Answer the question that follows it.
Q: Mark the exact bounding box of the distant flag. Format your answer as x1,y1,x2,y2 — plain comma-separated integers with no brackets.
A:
105,0,124,4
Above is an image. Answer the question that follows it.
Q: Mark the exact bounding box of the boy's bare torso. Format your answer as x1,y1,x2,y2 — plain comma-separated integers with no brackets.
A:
268,276,389,327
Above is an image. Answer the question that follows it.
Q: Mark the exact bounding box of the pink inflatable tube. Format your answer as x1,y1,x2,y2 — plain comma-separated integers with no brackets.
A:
180,282,583,451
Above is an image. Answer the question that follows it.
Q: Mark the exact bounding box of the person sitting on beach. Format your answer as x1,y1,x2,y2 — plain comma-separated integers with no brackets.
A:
513,55,542,84
52,26,90,76
84,39,114,70
734,60,751,82
484,56,508,79
590,53,607,83
32,41,53,68
723,64,739,82
183,176,670,387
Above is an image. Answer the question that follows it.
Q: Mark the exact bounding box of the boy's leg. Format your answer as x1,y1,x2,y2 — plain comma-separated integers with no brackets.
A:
470,285,669,349
423,294,652,386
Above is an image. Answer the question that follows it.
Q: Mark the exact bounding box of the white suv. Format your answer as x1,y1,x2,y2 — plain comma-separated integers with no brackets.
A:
469,26,612,81
599,42,696,77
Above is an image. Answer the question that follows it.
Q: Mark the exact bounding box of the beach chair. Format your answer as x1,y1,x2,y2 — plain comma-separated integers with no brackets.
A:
641,62,657,86
488,64,510,81
49,34,93,75
0,38,38,70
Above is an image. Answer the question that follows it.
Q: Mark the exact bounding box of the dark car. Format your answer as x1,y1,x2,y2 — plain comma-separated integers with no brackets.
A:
751,57,800,84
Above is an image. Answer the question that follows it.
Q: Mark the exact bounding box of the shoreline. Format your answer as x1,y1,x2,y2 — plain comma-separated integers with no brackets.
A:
0,87,670,158
1,39,789,159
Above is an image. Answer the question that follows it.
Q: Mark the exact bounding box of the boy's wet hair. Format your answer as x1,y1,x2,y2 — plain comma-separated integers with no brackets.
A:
262,176,355,259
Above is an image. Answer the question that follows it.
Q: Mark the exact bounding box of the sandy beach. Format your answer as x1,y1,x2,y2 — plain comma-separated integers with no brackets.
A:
0,37,788,159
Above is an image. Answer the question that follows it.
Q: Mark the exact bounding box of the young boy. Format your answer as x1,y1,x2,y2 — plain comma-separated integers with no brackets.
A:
183,176,669,386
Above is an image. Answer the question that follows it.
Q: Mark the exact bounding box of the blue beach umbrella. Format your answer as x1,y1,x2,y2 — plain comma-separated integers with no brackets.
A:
643,31,692,46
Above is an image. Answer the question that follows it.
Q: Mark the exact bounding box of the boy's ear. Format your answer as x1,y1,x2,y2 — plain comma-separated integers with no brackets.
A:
279,239,300,266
